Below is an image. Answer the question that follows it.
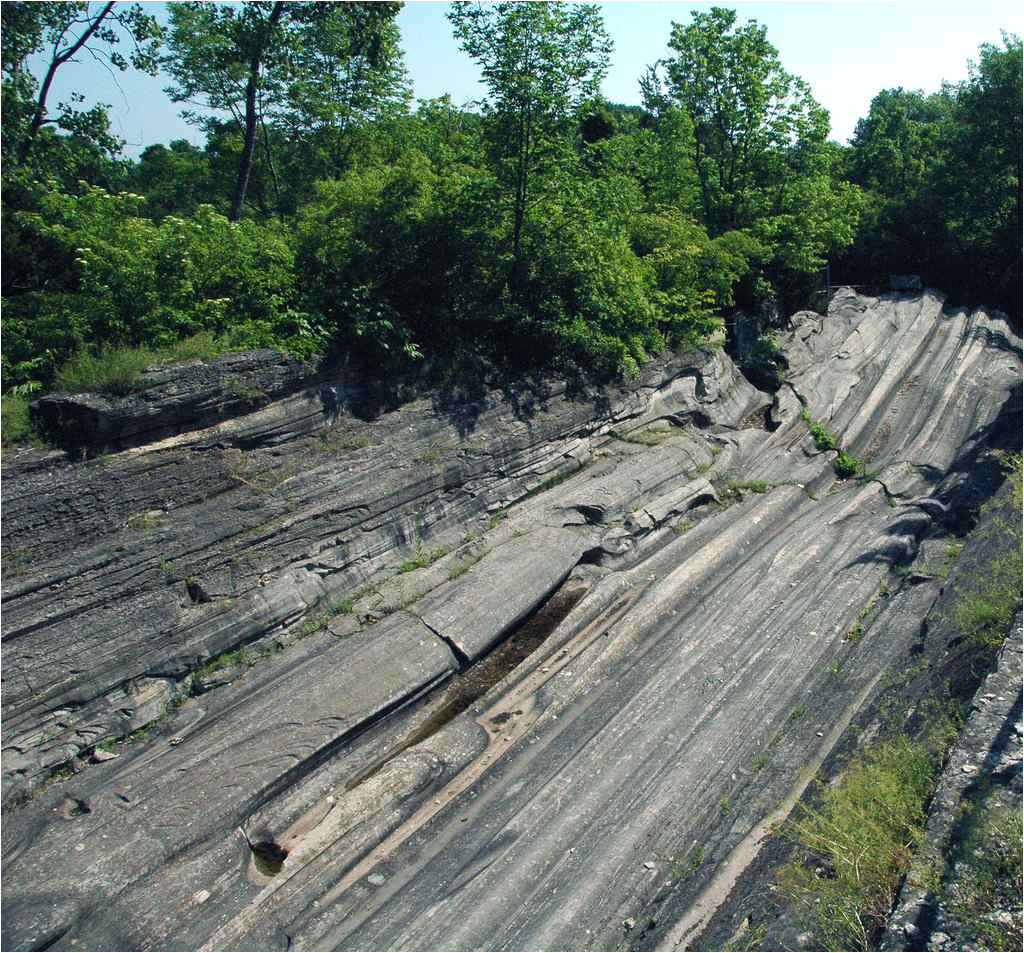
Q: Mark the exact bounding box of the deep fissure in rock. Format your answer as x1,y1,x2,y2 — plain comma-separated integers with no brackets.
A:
345,582,589,793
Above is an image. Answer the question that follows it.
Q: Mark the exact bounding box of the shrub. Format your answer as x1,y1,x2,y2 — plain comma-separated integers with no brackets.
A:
1,392,40,446
809,420,837,451
3,187,325,391
833,450,862,478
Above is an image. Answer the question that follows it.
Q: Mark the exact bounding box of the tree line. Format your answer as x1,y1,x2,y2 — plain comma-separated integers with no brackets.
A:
1,1,1020,412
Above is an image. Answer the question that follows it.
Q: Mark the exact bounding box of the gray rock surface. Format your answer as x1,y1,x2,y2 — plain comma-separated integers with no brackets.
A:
1,289,1020,951
30,348,318,452
882,613,1023,952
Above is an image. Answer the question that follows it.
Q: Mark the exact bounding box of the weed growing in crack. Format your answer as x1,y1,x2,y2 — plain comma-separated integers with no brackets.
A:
126,510,166,531
833,450,862,478
610,426,671,446
720,479,772,502
800,409,864,478
417,445,444,464
319,430,372,452
722,920,770,952
222,375,268,409
1,547,31,578
777,713,959,951
809,422,837,452
523,461,590,501
194,645,257,680
448,553,482,580
667,846,706,881
398,545,449,574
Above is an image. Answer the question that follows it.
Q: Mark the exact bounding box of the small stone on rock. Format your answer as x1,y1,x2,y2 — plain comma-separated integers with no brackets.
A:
643,861,655,870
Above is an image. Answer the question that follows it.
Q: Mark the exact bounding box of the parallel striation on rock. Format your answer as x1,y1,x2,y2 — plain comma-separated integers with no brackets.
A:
1,288,1020,952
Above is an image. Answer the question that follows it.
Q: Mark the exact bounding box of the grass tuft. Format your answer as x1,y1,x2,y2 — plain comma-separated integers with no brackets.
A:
778,720,958,950
54,332,237,396
720,479,772,502
397,545,449,574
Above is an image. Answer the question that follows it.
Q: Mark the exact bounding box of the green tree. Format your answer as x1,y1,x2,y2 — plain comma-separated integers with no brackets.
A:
842,34,1021,312
942,34,1022,303
131,140,216,218
847,87,951,198
1,1,162,167
280,1,409,172
842,88,952,283
164,1,408,221
651,7,822,233
648,6,861,304
164,1,288,221
447,1,612,284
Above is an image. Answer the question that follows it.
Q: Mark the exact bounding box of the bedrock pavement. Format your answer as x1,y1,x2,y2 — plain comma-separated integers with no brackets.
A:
1,288,1020,950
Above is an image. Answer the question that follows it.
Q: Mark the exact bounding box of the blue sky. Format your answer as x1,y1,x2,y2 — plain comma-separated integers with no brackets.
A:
30,1,1024,156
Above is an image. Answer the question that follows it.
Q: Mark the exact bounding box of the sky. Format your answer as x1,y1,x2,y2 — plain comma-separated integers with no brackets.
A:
27,0,1024,157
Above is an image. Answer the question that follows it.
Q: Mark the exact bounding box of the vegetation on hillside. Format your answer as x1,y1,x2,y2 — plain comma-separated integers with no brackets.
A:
1,2,1020,431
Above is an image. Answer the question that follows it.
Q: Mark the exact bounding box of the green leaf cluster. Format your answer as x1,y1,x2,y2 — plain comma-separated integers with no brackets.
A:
1,3,1019,424
3,187,322,389
840,33,1022,312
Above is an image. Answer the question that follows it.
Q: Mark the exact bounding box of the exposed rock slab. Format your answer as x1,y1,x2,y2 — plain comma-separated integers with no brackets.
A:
31,348,318,452
1,289,1020,952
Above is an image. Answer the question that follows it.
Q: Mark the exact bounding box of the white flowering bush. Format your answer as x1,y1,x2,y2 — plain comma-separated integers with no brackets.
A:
2,185,325,390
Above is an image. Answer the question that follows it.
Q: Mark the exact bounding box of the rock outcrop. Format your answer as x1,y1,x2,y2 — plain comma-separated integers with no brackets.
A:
1,288,1020,951
30,348,319,453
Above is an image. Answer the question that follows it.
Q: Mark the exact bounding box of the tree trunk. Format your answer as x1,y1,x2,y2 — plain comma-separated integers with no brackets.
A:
229,2,285,222
259,118,283,220
511,104,531,295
